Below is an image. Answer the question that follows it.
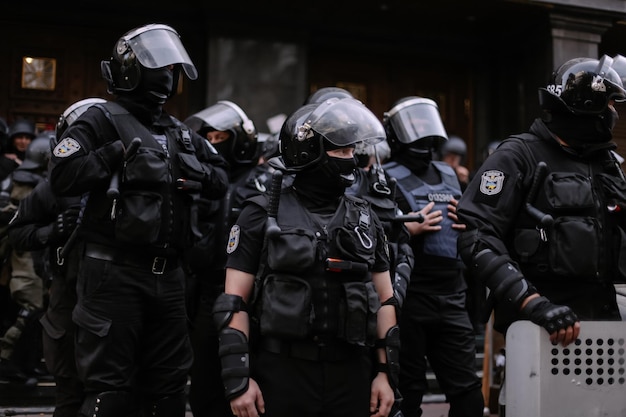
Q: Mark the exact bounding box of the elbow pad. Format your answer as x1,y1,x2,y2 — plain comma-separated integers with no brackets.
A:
212,293,248,331
473,249,536,310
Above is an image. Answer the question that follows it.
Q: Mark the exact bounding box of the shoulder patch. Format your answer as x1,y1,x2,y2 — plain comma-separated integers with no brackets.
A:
226,225,240,254
479,170,505,195
53,138,81,158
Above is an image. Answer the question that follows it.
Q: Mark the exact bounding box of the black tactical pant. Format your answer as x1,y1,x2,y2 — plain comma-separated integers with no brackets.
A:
399,291,484,417
255,340,372,417
73,253,192,417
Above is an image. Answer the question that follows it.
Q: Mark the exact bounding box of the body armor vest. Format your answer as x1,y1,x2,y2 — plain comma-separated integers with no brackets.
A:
86,102,201,251
385,160,462,259
509,134,626,283
253,188,380,346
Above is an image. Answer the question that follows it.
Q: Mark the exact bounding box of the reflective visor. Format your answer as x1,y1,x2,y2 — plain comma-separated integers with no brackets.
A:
387,98,447,144
307,98,386,146
184,102,240,133
125,24,198,80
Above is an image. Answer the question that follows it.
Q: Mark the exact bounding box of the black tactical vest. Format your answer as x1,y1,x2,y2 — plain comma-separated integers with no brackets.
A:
253,188,381,347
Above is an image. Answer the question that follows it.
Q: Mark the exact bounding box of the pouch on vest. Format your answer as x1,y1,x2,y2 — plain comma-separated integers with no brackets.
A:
596,172,626,207
331,199,376,268
337,281,379,347
267,228,317,273
115,191,162,244
178,153,206,182
545,172,594,210
124,148,168,185
258,273,313,339
548,216,599,279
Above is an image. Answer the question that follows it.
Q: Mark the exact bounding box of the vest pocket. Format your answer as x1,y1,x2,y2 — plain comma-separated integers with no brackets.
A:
337,281,380,347
548,216,599,279
267,228,317,273
115,191,162,244
259,274,313,339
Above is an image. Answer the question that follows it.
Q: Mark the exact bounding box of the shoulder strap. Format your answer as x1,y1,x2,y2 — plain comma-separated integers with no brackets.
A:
93,102,161,150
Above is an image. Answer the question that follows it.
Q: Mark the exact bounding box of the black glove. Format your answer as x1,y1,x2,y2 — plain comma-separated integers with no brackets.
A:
521,296,578,334
52,207,80,241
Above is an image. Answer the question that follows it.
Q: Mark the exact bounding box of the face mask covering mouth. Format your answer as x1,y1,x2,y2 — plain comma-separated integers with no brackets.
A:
140,66,174,105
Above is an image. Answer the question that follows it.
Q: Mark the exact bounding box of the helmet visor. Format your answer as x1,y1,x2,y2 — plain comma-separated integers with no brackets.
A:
185,102,241,133
307,98,385,147
387,98,448,144
125,24,198,80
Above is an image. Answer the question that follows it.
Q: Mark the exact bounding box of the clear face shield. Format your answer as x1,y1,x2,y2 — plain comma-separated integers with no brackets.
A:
120,24,198,80
297,97,386,148
185,102,243,134
56,97,107,139
386,97,448,146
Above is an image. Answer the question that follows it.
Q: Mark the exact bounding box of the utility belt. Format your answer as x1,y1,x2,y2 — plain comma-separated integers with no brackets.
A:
84,242,179,274
260,336,368,362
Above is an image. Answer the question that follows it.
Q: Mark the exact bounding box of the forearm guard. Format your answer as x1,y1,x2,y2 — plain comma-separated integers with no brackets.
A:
218,327,250,400
472,249,536,310
375,325,400,390
391,242,413,309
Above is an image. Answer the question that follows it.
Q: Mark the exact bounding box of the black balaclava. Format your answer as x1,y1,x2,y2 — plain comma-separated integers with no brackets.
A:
396,139,433,175
139,66,174,105
544,107,618,154
293,142,357,204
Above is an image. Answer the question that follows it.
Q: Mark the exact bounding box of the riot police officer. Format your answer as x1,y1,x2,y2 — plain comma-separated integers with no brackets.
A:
457,55,626,346
183,100,259,417
382,97,484,417
7,98,106,417
214,98,397,417
49,24,228,417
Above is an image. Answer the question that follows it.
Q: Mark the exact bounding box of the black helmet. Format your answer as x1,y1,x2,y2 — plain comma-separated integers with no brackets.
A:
8,119,36,141
56,97,107,140
101,23,197,97
184,100,258,165
383,96,448,156
538,55,626,116
441,135,467,157
20,135,52,171
279,97,385,172
304,87,354,105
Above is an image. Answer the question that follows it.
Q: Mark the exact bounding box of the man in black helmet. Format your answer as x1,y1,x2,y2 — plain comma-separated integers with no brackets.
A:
382,97,484,417
49,24,228,417
214,98,396,417
457,55,626,412
183,100,260,417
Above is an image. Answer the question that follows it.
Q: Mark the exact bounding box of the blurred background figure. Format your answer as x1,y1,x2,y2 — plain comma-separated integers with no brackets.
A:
0,119,36,181
440,135,469,191
0,134,52,386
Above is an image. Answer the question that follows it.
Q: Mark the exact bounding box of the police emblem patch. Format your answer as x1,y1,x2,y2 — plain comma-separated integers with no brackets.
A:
480,170,505,195
53,138,81,158
226,225,240,254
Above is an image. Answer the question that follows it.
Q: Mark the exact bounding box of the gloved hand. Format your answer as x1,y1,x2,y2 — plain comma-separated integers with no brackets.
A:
521,296,578,334
52,207,80,241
